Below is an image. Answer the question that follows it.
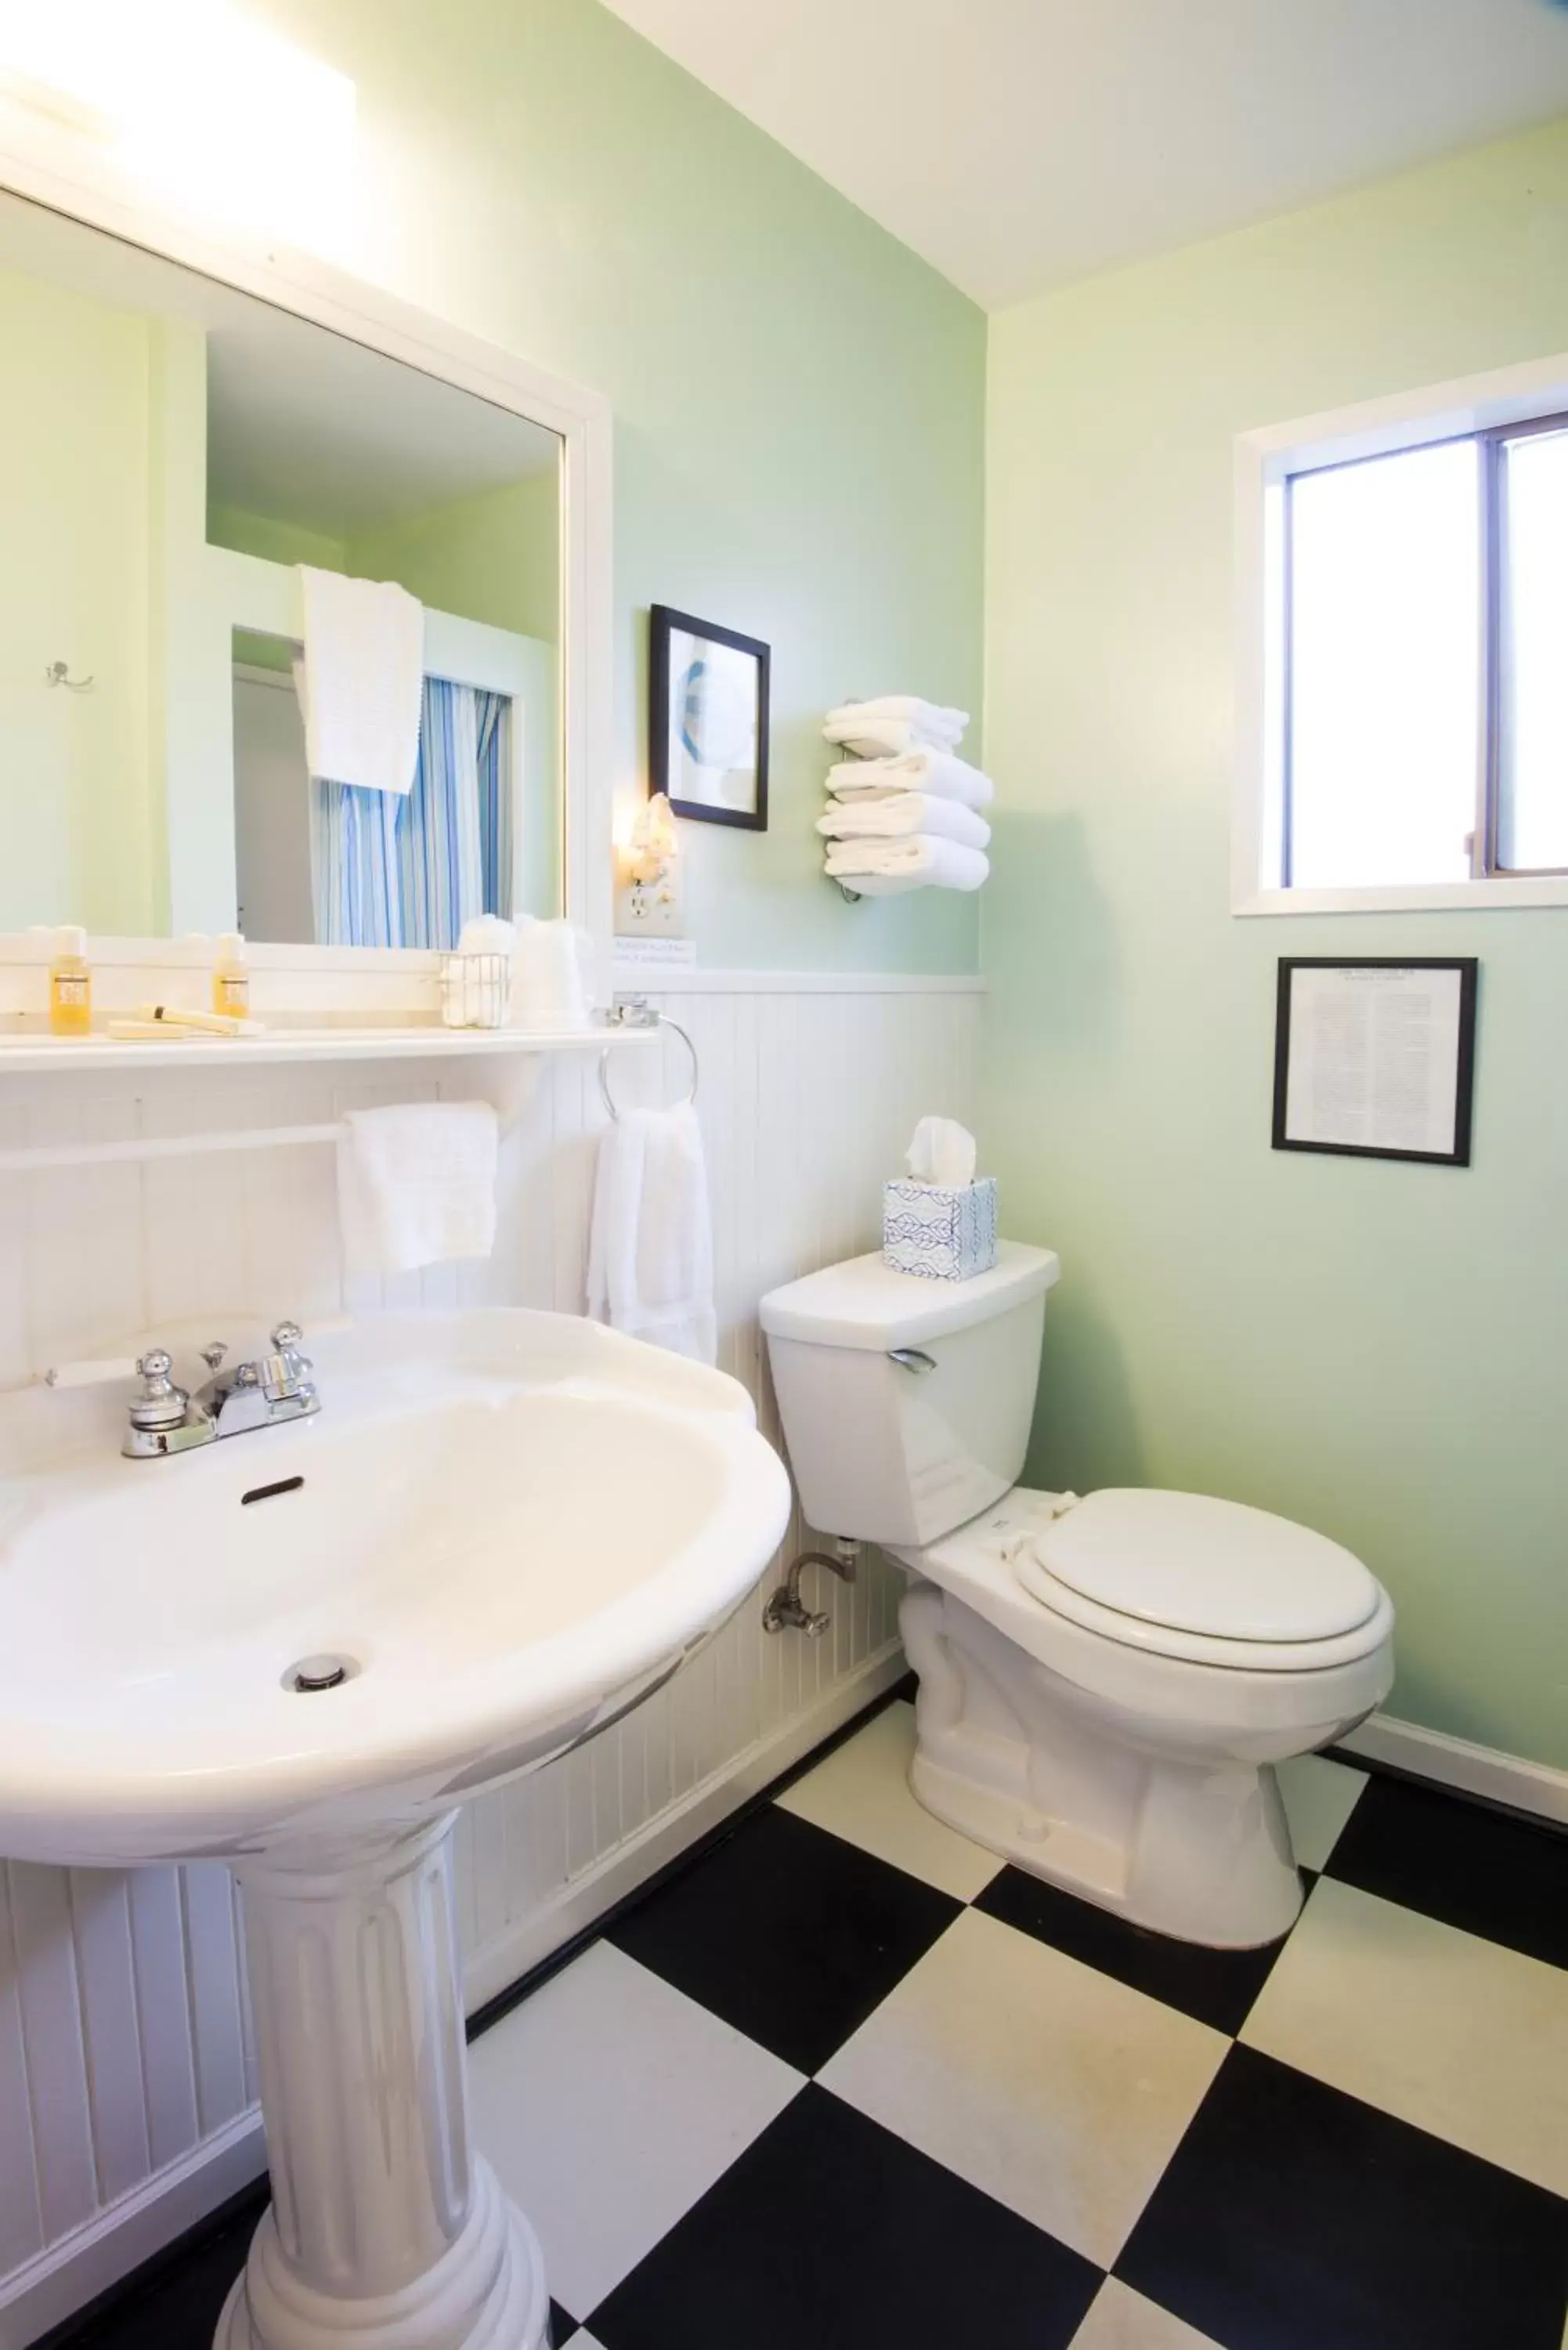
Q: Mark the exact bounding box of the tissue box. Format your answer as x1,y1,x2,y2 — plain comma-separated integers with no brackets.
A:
883,1177,999,1281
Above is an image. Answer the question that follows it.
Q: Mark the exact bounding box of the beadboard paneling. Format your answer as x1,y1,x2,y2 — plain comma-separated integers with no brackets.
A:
0,976,980,2345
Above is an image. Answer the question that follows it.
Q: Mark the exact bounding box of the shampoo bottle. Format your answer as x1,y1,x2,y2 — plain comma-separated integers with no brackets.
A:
49,924,92,1037
212,932,250,1018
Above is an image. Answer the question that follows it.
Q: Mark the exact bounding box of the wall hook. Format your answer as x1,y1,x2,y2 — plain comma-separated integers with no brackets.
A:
45,662,94,692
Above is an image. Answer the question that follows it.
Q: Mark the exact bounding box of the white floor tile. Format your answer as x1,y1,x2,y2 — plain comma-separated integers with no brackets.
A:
1275,1752,1367,1871
1241,1875,1568,2196
469,1940,802,2319
1071,2277,1224,2349
818,1907,1228,2268
776,1698,1005,1900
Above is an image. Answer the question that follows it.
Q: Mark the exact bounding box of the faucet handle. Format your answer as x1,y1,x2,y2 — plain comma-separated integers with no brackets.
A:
129,1350,193,1433
261,1321,313,1403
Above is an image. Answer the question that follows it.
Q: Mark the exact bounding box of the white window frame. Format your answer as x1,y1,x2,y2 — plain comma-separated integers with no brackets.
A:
1234,350,1568,916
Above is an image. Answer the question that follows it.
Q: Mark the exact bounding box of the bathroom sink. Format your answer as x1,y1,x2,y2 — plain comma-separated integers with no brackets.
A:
0,1309,793,1867
0,1307,793,2350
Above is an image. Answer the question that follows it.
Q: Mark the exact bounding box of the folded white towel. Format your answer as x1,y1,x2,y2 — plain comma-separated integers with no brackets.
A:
824,712,964,759
337,1102,498,1278
297,566,425,795
817,794,991,849
587,1104,717,1363
827,750,995,811
825,837,990,894
826,696,968,736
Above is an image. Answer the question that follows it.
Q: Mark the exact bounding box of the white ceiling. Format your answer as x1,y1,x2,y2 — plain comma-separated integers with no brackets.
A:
0,191,559,535
603,0,1568,308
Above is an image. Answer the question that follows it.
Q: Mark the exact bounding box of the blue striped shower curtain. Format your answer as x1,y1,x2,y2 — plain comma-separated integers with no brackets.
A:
309,678,513,948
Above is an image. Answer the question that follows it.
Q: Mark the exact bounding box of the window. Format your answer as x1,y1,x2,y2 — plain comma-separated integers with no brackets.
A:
1239,374,1568,909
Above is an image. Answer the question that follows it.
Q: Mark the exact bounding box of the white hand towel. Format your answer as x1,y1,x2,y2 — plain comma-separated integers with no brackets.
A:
817,794,990,848
825,836,990,894
823,712,964,759
297,566,425,794
587,1104,717,1363
827,750,995,811
337,1102,498,1278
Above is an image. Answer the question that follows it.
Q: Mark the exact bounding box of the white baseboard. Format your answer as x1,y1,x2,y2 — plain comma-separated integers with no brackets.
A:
0,2110,268,2350
462,1643,908,2008
1339,1712,1568,1825
0,1647,906,2350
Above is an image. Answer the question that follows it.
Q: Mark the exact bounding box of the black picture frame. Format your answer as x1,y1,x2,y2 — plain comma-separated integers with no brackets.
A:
649,604,770,832
1272,957,1479,1167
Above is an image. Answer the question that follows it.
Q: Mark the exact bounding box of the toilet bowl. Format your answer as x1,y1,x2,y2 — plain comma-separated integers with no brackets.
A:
759,1244,1395,1949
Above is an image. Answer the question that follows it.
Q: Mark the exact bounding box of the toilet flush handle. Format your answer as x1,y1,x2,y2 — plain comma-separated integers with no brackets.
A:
887,1348,937,1372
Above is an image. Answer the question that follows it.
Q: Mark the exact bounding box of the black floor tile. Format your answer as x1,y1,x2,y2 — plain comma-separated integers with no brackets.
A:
1116,2043,1568,2350
1324,1772,1568,1969
588,2084,1100,2350
604,1805,962,2073
60,2210,250,2350
550,2299,576,2343
974,1864,1296,2034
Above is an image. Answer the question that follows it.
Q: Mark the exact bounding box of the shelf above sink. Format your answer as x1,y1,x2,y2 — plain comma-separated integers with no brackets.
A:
0,1024,656,1076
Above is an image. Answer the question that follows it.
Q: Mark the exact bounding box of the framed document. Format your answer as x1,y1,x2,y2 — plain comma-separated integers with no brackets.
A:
1272,959,1478,1166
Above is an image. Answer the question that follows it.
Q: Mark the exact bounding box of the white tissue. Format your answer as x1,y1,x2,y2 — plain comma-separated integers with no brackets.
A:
905,1115,977,1188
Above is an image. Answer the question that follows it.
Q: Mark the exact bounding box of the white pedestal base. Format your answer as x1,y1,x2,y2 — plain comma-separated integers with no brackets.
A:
216,1815,550,2350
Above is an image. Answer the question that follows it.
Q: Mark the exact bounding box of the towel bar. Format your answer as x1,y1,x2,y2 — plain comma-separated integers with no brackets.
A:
0,1106,525,1175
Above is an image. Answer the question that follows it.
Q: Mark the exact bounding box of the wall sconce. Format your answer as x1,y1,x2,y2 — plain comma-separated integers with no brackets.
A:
615,793,685,938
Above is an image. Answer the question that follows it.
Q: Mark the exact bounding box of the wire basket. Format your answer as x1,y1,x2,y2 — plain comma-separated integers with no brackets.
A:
440,952,509,1030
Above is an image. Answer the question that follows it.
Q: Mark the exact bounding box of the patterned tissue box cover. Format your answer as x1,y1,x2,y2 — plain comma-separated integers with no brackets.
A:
883,1177,999,1281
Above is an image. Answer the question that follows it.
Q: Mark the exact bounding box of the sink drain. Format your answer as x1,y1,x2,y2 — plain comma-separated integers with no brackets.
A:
284,1653,357,1694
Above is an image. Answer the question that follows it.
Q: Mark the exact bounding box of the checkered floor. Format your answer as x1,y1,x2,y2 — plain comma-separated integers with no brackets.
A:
72,1695,1568,2350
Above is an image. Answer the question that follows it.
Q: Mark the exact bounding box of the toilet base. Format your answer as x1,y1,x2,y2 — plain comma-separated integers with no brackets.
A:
901,1582,1307,1950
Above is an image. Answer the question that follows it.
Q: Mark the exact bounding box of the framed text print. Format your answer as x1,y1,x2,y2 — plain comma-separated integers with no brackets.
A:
649,605,770,831
1272,959,1479,1166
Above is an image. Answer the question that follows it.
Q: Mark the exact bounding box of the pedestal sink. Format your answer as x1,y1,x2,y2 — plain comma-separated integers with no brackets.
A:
0,1311,793,2350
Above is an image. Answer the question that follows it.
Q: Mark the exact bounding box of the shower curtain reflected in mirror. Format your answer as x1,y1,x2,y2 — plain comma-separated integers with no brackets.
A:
308,678,514,948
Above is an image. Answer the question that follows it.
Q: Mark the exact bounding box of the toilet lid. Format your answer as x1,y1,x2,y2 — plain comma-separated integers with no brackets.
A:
1030,1489,1380,1646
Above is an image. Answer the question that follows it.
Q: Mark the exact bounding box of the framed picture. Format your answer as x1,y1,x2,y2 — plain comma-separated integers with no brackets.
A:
1272,958,1479,1166
649,605,769,830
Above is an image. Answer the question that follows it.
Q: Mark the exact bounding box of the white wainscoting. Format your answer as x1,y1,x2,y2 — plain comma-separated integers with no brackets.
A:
0,972,982,2348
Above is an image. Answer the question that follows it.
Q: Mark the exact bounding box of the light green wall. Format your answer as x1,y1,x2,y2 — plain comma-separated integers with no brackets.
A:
0,264,158,932
209,505,348,573
985,117,1568,1766
250,0,986,971
349,474,559,646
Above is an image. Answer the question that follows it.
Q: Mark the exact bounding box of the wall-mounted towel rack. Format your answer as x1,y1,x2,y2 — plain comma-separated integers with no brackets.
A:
598,1000,699,1121
0,1121,356,1176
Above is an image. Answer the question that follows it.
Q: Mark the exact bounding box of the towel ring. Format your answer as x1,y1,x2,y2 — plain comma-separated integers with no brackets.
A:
598,1015,699,1123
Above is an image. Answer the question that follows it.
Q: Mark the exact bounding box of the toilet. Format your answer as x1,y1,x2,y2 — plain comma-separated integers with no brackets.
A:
759,1242,1394,1949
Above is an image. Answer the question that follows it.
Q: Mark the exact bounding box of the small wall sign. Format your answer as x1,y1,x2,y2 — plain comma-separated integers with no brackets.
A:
1272,958,1478,1166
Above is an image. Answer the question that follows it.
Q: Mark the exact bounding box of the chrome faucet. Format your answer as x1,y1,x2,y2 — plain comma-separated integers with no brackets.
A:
117,1323,321,1459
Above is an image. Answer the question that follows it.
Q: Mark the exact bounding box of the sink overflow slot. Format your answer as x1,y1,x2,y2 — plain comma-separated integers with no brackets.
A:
242,1476,305,1507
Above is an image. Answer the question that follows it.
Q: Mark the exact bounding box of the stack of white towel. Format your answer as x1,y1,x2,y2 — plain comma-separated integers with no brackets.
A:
819,697,992,895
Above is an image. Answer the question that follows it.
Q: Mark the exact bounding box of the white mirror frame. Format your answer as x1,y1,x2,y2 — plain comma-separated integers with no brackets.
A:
0,111,614,986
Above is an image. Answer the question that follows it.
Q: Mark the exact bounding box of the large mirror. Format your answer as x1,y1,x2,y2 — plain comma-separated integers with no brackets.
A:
0,189,563,948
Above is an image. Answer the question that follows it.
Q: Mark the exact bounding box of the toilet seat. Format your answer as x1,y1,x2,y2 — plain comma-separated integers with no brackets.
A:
1013,1488,1393,1672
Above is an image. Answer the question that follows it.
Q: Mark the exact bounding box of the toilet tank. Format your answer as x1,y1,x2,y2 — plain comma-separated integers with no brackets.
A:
759,1242,1060,1549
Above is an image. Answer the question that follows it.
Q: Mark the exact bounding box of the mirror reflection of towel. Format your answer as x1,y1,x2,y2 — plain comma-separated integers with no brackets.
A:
297,566,425,794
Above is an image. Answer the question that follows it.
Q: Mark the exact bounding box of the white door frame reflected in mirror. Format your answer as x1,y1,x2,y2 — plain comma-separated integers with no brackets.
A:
0,104,615,988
